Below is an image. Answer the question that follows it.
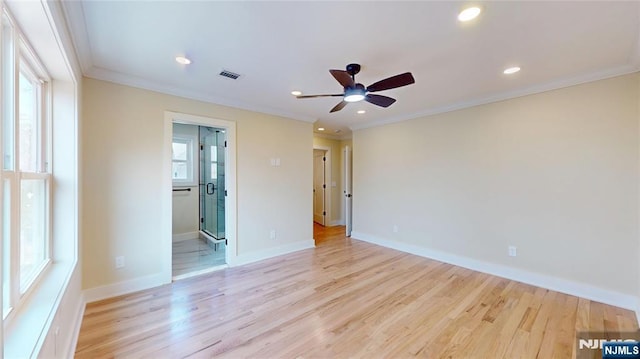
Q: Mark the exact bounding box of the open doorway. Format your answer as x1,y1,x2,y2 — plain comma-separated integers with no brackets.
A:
163,111,237,283
171,124,226,278
313,149,327,226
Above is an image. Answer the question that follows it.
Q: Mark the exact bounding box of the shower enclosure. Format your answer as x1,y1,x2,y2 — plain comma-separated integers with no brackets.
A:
199,127,225,245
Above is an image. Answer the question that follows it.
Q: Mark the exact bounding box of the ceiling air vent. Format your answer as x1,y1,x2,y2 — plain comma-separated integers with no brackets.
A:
219,69,241,80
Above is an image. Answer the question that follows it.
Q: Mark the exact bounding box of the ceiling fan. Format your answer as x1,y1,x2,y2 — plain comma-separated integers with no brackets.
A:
296,63,415,113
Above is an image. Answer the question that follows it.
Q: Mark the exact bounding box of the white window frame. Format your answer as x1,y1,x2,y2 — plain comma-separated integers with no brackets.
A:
1,7,52,322
172,135,196,186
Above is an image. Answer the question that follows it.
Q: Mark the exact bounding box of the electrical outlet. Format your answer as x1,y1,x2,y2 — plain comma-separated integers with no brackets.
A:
508,246,517,257
269,229,276,240
393,225,399,233
115,256,125,269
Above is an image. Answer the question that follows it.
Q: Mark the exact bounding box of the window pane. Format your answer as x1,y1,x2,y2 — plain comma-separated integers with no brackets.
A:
210,145,217,162
172,162,187,180
20,179,46,290
2,179,11,317
210,145,217,179
19,71,38,173
2,17,14,171
172,142,187,161
210,164,217,180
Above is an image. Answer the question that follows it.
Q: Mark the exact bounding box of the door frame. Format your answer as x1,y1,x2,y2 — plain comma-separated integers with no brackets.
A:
344,145,352,236
313,149,327,225
313,145,331,226
162,111,237,282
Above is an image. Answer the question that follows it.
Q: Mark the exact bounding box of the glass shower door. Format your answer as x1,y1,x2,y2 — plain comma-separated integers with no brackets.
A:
199,127,225,240
214,130,225,239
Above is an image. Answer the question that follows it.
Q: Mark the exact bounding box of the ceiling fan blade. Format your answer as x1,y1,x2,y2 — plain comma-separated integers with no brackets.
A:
296,94,343,99
329,70,355,88
330,100,348,113
366,72,415,92
365,94,396,108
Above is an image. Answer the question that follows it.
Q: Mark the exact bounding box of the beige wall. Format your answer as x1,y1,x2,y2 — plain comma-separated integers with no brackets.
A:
353,73,639,297
82,78,313,289
172,123,199,236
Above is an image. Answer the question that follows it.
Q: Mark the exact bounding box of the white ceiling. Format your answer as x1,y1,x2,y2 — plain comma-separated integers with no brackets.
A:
62,1,640,139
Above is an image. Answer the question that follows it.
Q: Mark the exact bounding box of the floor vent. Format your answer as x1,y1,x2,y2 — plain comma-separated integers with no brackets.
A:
219,69,241,80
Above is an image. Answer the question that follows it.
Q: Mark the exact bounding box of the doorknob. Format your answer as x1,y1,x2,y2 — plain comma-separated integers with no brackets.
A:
207,183,215,195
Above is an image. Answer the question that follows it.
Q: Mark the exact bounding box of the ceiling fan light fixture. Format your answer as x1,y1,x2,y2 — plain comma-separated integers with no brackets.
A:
297,64,414,113
344,86,366,102
345,94,365,102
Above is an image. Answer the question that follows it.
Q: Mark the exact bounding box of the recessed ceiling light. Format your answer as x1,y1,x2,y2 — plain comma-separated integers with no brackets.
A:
503,66,521,75
175,56,191,65
291,90,302,96
317,127,325,131
357,110,366,114
458,6,481,22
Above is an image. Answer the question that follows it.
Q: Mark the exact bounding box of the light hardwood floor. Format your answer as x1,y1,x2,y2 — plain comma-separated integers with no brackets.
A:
172,238,226,277
76,225,638,358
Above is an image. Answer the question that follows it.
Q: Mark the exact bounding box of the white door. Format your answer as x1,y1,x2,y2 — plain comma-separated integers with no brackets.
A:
345,146,352,236
313,150,326,225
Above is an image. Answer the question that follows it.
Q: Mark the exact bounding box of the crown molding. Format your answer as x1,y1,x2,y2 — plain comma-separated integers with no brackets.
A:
351,64,640,131
59,0,92,75
313,132,352,141
85,66,317,123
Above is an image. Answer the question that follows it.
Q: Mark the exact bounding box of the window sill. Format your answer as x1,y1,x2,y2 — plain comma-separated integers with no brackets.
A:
4,259,76,358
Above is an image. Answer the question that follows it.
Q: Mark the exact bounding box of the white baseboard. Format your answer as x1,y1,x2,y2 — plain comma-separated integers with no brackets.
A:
351,231,637,312
83,272,167,304
172,231,199,242
62,293,85,359
228,240,315,267
330,220,345,226
83,240,314,303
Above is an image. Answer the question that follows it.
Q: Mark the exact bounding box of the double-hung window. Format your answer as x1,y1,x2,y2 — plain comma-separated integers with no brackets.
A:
1,9,51,320
172,136,194,185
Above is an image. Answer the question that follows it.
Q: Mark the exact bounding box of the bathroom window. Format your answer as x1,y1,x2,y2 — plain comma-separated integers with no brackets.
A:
210,145,217,180
172,137,194,185
1,13,52,319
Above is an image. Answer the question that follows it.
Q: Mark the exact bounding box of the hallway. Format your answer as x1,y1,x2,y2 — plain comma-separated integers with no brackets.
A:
314,223,346,246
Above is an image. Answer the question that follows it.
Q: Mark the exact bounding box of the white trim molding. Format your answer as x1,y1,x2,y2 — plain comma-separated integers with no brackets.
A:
351,231,638,312
63,292,86,359
84,240,314,303
350,65,640,131
83,273,166,304
227,240,315,267
163,111,238,284
313,145,332,227
172,231,199,242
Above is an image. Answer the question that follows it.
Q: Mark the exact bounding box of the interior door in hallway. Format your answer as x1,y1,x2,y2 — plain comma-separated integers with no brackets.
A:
345,145,352,237
313,149,326,225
